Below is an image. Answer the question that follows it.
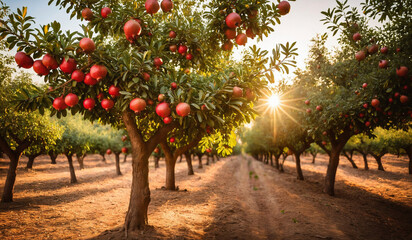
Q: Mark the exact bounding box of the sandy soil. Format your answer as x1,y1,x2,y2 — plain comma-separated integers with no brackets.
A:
0,153,411,240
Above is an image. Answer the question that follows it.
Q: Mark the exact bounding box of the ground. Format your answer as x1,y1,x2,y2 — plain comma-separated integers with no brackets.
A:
0,153,411,240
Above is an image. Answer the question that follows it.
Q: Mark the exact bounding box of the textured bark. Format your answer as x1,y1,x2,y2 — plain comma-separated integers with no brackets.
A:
184,152,194,175
65,154,77,184
197,154,203,169
342,150,358,169
295,153,304,180
115,152,122,175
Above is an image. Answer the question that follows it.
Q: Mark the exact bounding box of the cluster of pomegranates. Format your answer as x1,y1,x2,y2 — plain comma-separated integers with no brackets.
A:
221,1,290,51
168,31,194,61
232,86,255,101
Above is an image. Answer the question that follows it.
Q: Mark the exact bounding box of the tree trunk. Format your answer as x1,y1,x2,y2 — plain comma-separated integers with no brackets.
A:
342,151,358,169
279,155,286,173
1,154,19,202
274,154,280,170
165,156,177,190
211,154,215,163
185,152,194,175
154,156,160,169
311,153,317,164
76,154,85,170
405,146,412,174
66,154,77,184
372,155,385,171
26,154,40,169
100,153,106,162
115,153,122,175
269,153,273,166
295,153,304,180
123,154,128,162
197,154,203,169
178,155,182,163
49,153,57,164
206,155,210,165
362,153,369,170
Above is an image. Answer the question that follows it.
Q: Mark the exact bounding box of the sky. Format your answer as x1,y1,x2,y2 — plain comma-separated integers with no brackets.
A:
3,0,369,84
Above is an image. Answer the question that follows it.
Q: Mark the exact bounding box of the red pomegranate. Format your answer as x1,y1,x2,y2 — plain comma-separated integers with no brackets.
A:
362,83,368,88
400,95,409,104
246,28,256,39
169,30,177,38
109,85,120,98
305,100,310,105
186,54,193,60
248,9,258,19
365,121,371,127
380,47,388,54
368,44,378,54
122,135,128,142
176,102,190,117
225,12,241,29
143,72,150,81
84,73,98,85
145,0,160,14
15,52,33,69
316,105,323,111
352,32,361,41
322,141,327,146
82,8,93,21
161,0,173,12
154,57,163,67
71,70,85,82
163,116,172,124
60,58,77,74
396,66,408,77
355,51,366,61
379,60,388,69
129,98,146,113
156,102,171,118
101,99,114,111
236,33,247,45
53,97,68,111
154,148,159,153
169,137,175,143
277,1,291,15
101,7,112,18
83,98,96,110
33,60,50,76
371,98,380,108
221,41,233,51
169,44,177,52
79,38,96,53
178,45,188,55
201,104,207,111
206,148,212,153
106,149,112,155
64,93,79,107
225,29,237,39
147,99,154,105
363,103,368,108
158,94,165,102
171,82,177,90
306,108,312,114
245,88,255,101
90,65,108,80
122,147,128,153
97,93,104,100
42,54,59,69
124,19,142,42
394,92,400,98
232,86,243,98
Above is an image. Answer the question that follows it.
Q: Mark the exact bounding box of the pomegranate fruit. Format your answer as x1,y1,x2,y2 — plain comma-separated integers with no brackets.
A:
101,7,112,18
368,44,378,54
71,70,85,82
84,73,98,85
161,0,173,12
53,97,68,111
394,92,400,98
206,148,212,153
122,136,128,142
371,98,380,108
147,99,154,105
169,30,176,38
97,93,104,100
363,103,368,108
316,105,323,111
305,100,310,105
246,28,256,39
352,32,361,41
156,102,171,118
232,86,243,98
225,12,241,29
380,47,388,54
163,116,172,124
106,149,112,155
169,44,177,52
145,0,160,14
158,94,165,102
176,102,191,117
225,28,237,39
42,54,59,69
101,99,114,111
154,57,163,67
124,19,142,42
33,60,50,76
221,41,233,51
64,93,79,107
322,141,327,146
154,148,159,153
79,38,96,53
122,147,128,153
82,8,93,21
201,104,207,111
245,89,255,101
171,82,177,90
355,51,366,61
400,95,408,104
306,108,312,114
83,98,96,110
396,66,408,77
236,33,247,45
248,9,258,19
178,45,188,55
60,58,77,74
90,65,108,80
186,53,193,60
365,121,371,127
129,98,146,113
362,83,368,88
277,1,291,15
379,60,388,68
15,52,34,69
108,85,120,98
169,137,175,143
143,72,150,81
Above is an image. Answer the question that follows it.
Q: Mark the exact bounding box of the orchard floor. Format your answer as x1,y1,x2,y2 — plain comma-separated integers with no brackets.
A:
0,153,411,240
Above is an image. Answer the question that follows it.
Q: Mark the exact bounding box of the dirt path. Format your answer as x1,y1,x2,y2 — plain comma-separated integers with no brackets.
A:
0,154,411,239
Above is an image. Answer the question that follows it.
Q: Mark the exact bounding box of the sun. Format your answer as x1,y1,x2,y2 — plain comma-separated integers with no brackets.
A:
268,95,281,108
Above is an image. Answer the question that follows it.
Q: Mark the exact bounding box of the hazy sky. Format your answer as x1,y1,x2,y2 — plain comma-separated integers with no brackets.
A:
4,0,368,84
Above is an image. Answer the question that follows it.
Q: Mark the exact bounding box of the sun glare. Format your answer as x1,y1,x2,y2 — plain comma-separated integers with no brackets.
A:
268,95,281,108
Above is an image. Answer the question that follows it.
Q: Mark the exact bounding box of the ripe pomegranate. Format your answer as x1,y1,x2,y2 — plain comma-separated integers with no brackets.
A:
79,38,96,53
101,99,114,111
156,102,171,118
232,86,243,98
171,82,177,90
236,33,247,45
97,93,104,100
248,9,258,19
60,58,77,74
147,99,154,105
363,103,368,108
42,54,59,69
33,60,50,76
380,47,388,54
400,95,409,104
225,12,241,29
169,30,177,38
245,89,255,101
176,102,190,117
359,113,365,118
15,52,34,68
82,8,93,21
124,19,142,42
352,32,361,41
368,44,378,54
64,93,79,107
277,1,291,15
316,105,323,111
396,48,401,53
154,57,163,67
362,83,368,88
379,60,388,68
371,98,380,108
169,137,175,143
322,141,327,146
394,92,400,98
396,66,408,77
388,98,393,103
206,148,212,153
225,29,237,39
365,121,371,127
106,149,112,155
129,98,146,113
186,54,193,60
83,98,96,110
161,0,173,12
184,68,190,74
122,136,128,142
90,65,107,80
101,7,112,18
246,28,256,39
122,147,128,153
355,90,359,95
305,100,310,105
306,108,312,114
178,45,188,55
158,94,165,102
108,85,120,98
84,73,97,85
71,70,85,82
53,97,68,111
154,148,159,153
163,116,172,124
322,131,327,136
201,104,207,111
145,0,160,14
222,41,233,51
355,51,366,61
169,44,177,52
